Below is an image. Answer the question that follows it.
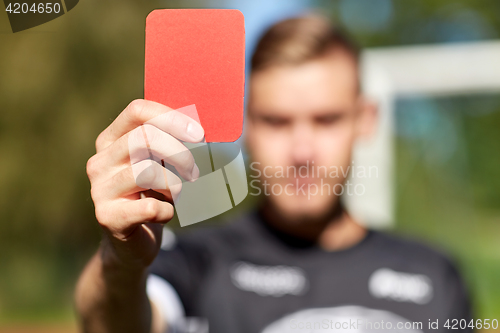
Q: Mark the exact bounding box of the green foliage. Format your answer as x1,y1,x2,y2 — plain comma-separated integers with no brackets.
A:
394,94,500,319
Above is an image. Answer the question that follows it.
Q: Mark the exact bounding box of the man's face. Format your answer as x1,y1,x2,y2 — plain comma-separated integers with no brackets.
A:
246,51,374,222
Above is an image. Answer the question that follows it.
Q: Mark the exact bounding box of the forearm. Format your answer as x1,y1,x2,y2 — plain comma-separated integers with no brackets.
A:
79,99,193,333
75,244,152,333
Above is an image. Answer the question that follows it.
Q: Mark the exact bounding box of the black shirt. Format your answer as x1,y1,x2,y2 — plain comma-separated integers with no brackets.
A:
150,211,471,333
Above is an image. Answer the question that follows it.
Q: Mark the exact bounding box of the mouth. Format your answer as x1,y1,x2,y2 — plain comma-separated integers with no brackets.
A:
289,177,316,187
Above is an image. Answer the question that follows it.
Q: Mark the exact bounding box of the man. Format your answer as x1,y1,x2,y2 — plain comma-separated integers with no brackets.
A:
76,15,471,333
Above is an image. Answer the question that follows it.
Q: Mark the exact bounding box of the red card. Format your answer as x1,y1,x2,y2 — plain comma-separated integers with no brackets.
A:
145,9,245,142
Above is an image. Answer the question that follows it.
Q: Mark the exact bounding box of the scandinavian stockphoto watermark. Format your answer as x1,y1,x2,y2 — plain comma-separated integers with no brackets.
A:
248,161,378,199
128,104,378,224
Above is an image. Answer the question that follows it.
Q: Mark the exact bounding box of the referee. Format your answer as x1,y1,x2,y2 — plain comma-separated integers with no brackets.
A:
76,15,471,333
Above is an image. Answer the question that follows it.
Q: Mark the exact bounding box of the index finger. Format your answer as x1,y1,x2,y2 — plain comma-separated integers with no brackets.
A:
96,99,204,152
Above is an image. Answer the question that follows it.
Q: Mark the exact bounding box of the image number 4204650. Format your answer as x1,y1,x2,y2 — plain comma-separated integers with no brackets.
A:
3,0,79,33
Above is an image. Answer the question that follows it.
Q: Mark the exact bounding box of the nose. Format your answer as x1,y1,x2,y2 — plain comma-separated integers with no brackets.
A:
290,122,315,165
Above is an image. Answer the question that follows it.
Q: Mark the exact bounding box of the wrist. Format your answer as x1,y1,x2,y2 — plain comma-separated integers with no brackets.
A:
99,236,149,279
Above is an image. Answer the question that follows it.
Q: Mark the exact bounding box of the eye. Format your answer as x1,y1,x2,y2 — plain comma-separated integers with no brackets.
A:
259,115,290,127
314,113,344,126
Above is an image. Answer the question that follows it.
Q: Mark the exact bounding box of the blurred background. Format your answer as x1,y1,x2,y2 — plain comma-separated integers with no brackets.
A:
1,0,499,332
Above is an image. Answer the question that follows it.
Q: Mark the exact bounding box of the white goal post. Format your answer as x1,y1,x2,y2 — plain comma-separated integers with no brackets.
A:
345,41,500,228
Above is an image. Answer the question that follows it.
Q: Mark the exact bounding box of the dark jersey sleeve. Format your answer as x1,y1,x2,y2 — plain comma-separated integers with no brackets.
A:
149,232,211,316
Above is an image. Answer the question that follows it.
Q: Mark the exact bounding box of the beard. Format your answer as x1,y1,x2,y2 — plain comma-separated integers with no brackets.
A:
262,189,344,226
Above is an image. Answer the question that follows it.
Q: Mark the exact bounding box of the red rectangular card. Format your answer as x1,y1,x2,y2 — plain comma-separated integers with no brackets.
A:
145,9,245,142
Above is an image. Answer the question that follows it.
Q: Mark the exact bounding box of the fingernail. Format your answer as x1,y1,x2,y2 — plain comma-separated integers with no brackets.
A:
186,122,204,141
191,164,200,182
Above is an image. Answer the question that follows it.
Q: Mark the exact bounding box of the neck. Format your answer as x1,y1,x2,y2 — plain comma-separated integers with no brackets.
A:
261,201,367,251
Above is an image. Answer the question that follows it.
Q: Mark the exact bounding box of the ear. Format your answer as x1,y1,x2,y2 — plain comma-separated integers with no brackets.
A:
355,96,378,141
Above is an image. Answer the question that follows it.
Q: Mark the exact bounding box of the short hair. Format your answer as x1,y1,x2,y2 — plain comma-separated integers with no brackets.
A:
251,15,360,73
